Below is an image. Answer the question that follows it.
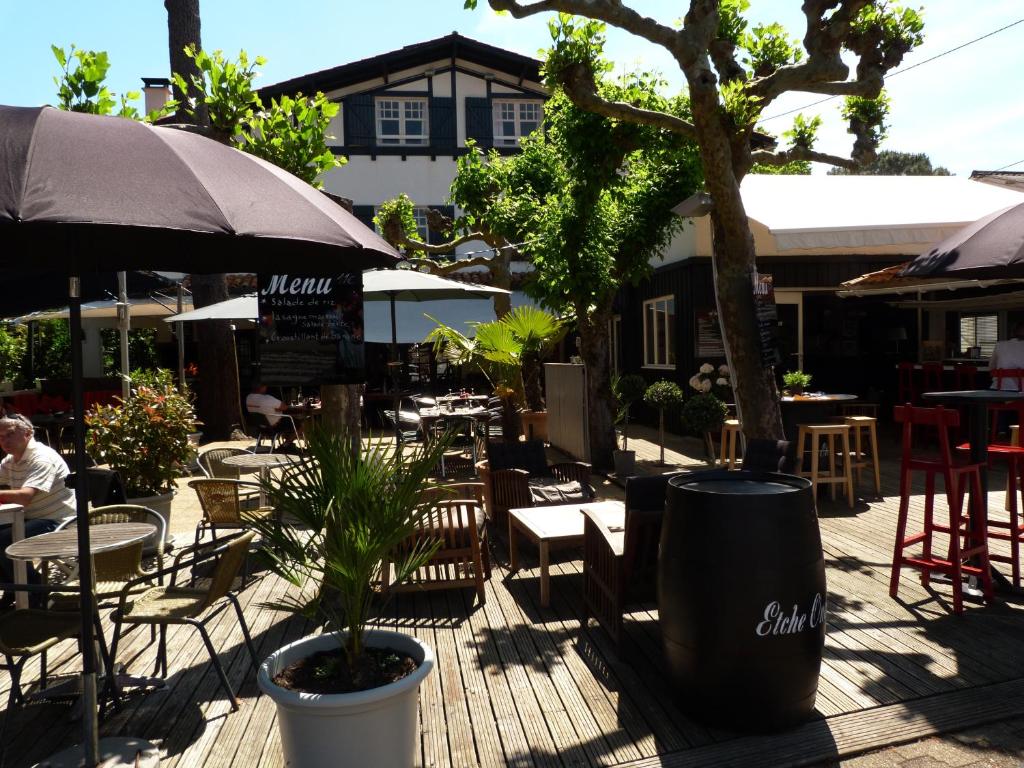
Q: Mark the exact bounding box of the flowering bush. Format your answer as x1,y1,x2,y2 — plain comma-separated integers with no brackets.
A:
86,371,197,497
689,362,732,401
681,392,729,434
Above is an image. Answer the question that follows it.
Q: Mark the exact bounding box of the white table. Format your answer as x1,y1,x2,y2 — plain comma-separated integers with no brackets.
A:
220,452,296,506
508,500,624,607
0,503,27,608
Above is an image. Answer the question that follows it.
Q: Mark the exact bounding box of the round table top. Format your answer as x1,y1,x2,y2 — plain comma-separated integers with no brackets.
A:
781,393,858,403
6,521,155,561
220,452,297,470
420,406,488,420
923,389,1024,405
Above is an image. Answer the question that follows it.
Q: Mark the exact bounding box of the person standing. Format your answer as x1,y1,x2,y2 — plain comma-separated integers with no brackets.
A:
0,413,76,608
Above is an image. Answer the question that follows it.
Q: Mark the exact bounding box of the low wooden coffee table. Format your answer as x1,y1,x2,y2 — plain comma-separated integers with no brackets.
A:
508,500,624,607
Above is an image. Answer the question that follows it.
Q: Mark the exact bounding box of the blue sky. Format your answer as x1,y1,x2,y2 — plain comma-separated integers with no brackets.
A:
1,1,1021,176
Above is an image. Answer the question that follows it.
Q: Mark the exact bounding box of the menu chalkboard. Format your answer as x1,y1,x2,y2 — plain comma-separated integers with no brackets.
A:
753,272,781,368
257,273,365,385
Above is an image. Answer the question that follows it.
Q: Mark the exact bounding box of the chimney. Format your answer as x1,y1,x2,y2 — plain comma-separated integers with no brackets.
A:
141,77,172,115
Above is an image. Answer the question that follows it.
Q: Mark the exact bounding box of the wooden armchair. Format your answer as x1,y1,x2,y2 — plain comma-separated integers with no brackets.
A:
477,439,592,530
385,496,490,605
582,473,680,651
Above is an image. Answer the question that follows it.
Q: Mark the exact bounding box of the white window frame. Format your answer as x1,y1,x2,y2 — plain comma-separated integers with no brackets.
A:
492,99,543,147
376,97,429,146
643,295,675,369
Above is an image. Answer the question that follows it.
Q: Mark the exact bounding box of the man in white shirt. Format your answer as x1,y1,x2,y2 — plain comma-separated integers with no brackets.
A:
246,381,299,447
989,322,1024,388
0,413,76,608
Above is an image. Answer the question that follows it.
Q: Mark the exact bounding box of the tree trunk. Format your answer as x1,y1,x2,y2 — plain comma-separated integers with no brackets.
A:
164,0,208,126
489,244,514,319
500,395,523,442
522,354,544,411
577,300,616,471
190,275,243,439
320,384,362,456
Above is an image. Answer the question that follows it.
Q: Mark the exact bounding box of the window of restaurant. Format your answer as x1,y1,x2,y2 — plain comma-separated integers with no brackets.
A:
643,296,675,369
959,313,998,358
376,97,428,145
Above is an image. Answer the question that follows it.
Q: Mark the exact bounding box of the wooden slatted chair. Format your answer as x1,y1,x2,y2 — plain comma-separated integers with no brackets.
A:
108,532,259,711
384,497,490,605
582,473,680,651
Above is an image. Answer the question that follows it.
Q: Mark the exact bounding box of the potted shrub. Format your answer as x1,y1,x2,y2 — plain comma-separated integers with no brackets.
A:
612,373,647,476
251,427,454,768
644,380,684,466
681,392,729,465
85,368,196,545
782,370,813,396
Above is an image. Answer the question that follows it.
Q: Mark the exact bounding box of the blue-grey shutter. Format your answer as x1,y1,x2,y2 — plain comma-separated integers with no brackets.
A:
465,97,492,148
351,205,376,229
429,97,456,150
343,94,375,147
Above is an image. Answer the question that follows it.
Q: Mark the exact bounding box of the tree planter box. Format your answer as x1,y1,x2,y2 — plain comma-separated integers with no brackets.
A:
258,630,435,768
659,470,825,731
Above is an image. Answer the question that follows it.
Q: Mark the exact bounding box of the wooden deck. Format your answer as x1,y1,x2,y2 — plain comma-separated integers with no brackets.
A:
4,431,1024,767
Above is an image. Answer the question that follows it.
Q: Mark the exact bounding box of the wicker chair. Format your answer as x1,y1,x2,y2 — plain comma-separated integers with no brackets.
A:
385,497,490,605
582,473,680,651
198,447,260,506
50,505,166,610
0,606,81,707
189,478,274,546
477,440,592,532
108,532,259,711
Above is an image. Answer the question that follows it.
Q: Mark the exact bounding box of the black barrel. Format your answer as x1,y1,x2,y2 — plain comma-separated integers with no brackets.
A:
659,470,825,731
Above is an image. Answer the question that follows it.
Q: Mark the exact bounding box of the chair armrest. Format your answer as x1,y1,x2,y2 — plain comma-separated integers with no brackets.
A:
550,462,592,486
490,468,532,511
582,506,626,557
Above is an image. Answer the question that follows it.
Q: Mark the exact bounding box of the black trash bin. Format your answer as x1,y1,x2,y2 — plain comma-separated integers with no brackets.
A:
659,470,825,731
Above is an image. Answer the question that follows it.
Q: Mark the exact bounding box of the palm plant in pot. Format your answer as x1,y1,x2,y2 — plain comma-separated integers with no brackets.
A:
250,426,454,768
85,368,197,545
612,373,647,477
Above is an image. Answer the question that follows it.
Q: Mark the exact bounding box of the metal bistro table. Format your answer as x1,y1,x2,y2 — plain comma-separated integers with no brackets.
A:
6,522,157,700
221,452,296,506
923,389,1024,595
419,406,489,474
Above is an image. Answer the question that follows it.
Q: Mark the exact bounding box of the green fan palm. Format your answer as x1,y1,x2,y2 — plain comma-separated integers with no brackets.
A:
246,425,455,668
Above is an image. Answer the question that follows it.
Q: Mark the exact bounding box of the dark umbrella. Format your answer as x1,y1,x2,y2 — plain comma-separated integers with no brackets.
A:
901,202,1024,280
0,104,398,765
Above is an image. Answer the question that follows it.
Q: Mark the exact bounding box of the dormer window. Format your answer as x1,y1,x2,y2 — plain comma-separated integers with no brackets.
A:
493,99,542,146
376,97,428,145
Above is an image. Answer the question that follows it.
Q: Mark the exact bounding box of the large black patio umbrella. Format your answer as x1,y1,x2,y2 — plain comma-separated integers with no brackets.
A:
0,104,399,766
901,202,1024,280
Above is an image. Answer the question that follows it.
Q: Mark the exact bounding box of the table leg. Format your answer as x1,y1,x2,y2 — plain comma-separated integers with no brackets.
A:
539,542,550,607
509,518,519,571
13,511,27,610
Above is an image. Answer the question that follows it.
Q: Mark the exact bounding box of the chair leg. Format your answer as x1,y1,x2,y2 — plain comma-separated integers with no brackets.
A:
228,594,260,672
155,624,168,678
890,475,912,599
192,619,239,711
922,470,935,586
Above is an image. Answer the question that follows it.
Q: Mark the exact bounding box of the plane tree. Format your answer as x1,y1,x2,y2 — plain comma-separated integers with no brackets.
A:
464,0,924,440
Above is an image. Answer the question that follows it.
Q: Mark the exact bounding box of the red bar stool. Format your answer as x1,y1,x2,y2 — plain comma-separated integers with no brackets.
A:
988,368,1024,441
890,405,993,614
921,362,944,395
897,362,917,405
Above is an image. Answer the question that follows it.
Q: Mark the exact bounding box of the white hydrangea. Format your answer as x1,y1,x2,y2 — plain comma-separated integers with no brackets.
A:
718,364,730,376
699,363,715,374
700,379,712,393
688,375,702,391
716,377,729,386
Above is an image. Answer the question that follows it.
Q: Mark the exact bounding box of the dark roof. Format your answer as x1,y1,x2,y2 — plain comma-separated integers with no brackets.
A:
971,170,1024,193
259,33,543,100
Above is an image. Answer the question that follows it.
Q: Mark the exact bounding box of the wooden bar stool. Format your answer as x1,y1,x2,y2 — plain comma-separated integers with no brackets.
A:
719,419,741,470
796,424,854,508
840,403,878,419
844,416,881,496
890,405,993,614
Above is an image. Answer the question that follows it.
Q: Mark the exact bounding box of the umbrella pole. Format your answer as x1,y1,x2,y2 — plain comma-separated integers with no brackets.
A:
390,294,401,450
70,276,100,767
117,271,130,400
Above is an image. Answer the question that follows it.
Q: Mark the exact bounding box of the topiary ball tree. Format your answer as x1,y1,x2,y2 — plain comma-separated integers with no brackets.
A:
682,392,730,465
644,380,684,465
614,374,648,451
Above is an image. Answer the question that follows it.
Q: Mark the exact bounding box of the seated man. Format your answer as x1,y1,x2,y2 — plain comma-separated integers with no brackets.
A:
0,413,77,609
246,380,300,448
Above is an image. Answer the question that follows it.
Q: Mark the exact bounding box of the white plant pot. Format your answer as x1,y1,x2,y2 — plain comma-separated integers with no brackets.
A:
126,490,175,549
258,630,434,768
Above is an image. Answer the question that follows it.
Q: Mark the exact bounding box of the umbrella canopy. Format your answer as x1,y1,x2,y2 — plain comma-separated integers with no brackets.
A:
0,105,399,274
901,202,1024,281
0,104,398,766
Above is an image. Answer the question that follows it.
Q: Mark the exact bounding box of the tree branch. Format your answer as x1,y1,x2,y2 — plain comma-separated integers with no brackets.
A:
556,63,698,139
404,254,499,274
488,0,687,57
392,230,487,257
751,147,860,171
